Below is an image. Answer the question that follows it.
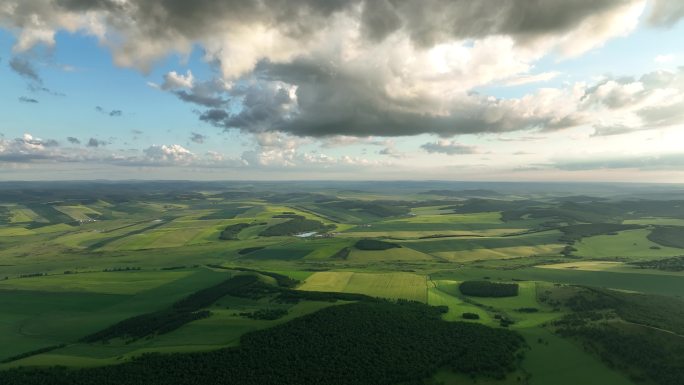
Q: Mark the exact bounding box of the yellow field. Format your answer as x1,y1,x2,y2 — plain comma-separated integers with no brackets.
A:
296,272,354,292
55,205,102,221
433,244,563,262
538,261,625,272
9,207,41,223
0,227,34,236
298,272,427,302
538,261,684,276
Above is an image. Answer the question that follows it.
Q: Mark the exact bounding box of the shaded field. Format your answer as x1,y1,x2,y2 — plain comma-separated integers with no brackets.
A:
518,327,635,385
431,267,684,297
0,271,191,294
401,232,562,261
0,269,228,363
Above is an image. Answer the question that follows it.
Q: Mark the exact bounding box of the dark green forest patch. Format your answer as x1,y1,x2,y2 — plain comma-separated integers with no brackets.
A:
354,239,400,250
218,223,251,240
459,281,519,297
330,246,351,259
630,255,684,271
647,226,684,248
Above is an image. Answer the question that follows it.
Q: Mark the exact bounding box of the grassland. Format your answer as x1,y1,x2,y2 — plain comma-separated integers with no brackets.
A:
574,228,684,259
1,181,683,385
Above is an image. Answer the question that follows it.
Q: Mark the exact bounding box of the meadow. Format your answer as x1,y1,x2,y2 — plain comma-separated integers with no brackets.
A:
1,181,683,385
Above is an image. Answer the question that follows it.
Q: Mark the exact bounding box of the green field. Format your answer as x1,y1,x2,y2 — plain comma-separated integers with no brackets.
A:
574,228,684,259
1,181,683,385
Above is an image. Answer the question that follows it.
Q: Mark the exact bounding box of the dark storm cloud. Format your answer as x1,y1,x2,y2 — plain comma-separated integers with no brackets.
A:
67,136,81,144
9,57,41,83
51,0,637,47
200,59,573,137
174,90,226,108
363,0,633,46
18,96,39,103
53,0,353,44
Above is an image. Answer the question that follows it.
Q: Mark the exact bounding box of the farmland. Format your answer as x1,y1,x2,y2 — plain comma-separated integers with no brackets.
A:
1,181,684,385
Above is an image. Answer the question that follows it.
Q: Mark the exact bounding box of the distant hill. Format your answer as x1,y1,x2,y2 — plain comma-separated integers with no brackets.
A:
420,189,504,198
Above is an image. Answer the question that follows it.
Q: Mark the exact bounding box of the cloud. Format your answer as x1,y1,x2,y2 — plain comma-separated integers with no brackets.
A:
142,144,195,165
579,68,684,135
0,133,60,162
0,133,200,167
421,140,479,155
379,146,404,159
2,0,643,75
87,138,108,147
0,0,661,141
9,56,41,83
154,76,230,108
648,0,684,27
18,96,39,103
189,132,206,144
318,136,371,148
551,153,684,171
0,131,385,171
196,57,589,137
8,56,65,95
376,140,404,158
591,123,642,136
161,70,194,90
95,106,124,117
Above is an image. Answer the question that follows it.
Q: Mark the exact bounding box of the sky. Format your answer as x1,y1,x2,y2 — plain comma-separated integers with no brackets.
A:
0,0,683,181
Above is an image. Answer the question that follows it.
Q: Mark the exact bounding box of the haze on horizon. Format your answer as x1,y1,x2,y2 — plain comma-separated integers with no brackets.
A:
1,0,684,182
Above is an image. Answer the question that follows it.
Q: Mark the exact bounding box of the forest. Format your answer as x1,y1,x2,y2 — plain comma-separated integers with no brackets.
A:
0,301,524,385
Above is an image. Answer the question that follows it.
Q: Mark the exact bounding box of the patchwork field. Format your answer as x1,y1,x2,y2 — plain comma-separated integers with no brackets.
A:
1,181,684,385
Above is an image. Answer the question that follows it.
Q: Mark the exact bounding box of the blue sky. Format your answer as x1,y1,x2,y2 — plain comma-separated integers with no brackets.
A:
1,0,684,181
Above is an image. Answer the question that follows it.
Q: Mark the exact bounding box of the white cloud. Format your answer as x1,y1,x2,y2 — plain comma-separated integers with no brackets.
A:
161,70,194,90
